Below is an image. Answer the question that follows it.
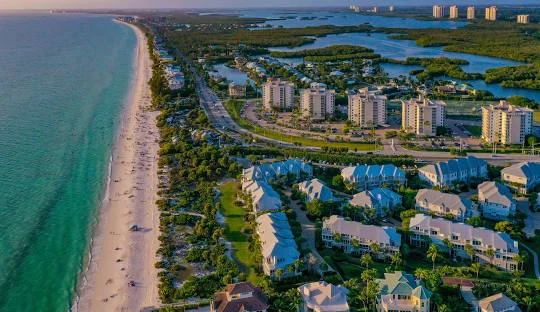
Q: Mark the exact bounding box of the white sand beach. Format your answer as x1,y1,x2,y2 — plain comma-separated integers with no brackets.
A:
76,21,161,312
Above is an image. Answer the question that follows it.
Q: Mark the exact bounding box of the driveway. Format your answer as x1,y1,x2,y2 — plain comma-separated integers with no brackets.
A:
517,198,540,238
283,189,338,277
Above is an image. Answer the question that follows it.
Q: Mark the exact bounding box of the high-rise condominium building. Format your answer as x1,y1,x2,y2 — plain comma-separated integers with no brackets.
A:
389,6,395,12
348,88,387,128
467,6,476,19
401,96,446,136
433,5,444,18
449,5,459,19
262,77,295,111
485,6,497,21
481,101,533,145
517,15,529,24
299,83,335,121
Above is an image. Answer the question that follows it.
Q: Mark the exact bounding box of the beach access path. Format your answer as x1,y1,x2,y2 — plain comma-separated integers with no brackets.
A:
76,21,161,311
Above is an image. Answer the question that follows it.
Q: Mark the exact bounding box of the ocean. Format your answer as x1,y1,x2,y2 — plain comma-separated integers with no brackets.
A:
0,12,136,311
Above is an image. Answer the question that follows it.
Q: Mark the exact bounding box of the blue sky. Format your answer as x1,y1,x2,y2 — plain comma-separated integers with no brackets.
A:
1,1,539,9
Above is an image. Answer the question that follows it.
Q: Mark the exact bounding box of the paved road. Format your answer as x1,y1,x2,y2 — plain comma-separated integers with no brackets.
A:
460,286,479,312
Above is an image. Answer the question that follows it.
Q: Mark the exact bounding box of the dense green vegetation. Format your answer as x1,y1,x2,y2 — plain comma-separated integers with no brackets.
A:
165,25,373,55
380,21,540,90
383,21,540,62
485,63,540,90
270,45,380,62
384,57,483,81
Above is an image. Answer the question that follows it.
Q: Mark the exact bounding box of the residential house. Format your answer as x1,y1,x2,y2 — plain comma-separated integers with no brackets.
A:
478,181,516,220
256,212,301,278
409,214,519,271
418,156,488,187
501,162,540,194
298,178,335,203
243,180,282,214
478,293,521,312
415,189,478,221
211,282,269,312
322,215,401,259
349,188,402,218
298,281,350,312
376,271,431,312
341,164,406,190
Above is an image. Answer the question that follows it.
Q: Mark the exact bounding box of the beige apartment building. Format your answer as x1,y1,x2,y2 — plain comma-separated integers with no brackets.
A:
432,5,444,18
401,96,446,136
262,77,295,111
348,88,387,128
299,82,335,121
449,5,459,19
485,6,497,21
228,82,246,98
467,6,476,19
517,14,529,24
481,101,533,145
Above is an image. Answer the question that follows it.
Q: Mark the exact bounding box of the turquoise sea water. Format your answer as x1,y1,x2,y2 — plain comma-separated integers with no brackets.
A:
0,12,135,311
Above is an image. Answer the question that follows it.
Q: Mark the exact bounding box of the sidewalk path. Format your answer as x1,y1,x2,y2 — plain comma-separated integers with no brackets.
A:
460,286,479,312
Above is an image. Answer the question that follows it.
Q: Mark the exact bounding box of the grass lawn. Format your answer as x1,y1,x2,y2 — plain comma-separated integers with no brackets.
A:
463,125,482,137
219,181,263,284
224,100,379,151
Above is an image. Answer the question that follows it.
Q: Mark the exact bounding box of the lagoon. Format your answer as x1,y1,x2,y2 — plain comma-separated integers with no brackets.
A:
269,32,520,74
237,9,467,29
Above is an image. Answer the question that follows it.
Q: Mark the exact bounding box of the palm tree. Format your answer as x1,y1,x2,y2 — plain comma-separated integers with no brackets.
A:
370,242,380,259
293,258,303,273
485,247,495,266
438,303,450,312
427,244,439,271
361,253,373,269
471,262,481,279
442,238,453,257
390,252,403,270
513,253,524,272
351,238,360,252
275,268,283,281
465,244,475,263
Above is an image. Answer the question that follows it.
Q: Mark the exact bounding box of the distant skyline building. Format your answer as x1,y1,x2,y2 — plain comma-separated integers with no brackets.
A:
467,5,476,19
485,5,497,21
373,6,379,13
481,100,533,145
262,77,295,111
389,5,395,12
401,96,446,136
300,82,335,120
348,88,387,128
432,5,444,18
517,14,529,24
449,5,458,19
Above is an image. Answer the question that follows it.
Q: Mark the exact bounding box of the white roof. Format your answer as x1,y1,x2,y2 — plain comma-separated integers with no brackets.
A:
478,181,513,208
323,215,401,247
350,188,402,209
298,178,334,202
298,281,349,312
415,189,473,216
409,214,518,253
341,164,405,183
501,162,540,181
256,212,300,271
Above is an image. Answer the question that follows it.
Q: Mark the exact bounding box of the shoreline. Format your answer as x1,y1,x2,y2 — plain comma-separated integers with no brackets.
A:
76,20,161,312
